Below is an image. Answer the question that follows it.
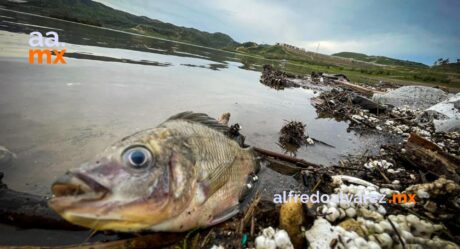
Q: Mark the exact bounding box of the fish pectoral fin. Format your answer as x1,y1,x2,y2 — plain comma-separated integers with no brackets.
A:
209,175,260,226
209,205,240,226
197,157,236,204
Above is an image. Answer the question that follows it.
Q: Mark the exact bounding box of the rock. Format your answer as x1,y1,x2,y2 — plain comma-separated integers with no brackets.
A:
304,218,339,249
352,95,387,114
418,93,460,132
255,235,276,249
274,230,294,249
339,219,366,237
321,73,350,82
404,176,460,198
372,86,448,109
255,227,294,249
0,172,5,189
210,245,225,249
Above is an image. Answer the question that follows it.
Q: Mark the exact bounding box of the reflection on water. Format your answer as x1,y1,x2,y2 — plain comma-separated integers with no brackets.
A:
181,63,228,71
0,8,241,66
0,7,402,246
0,7,321,74
278,142,302,157
2,20,64,30
64,52,172,67
0,8,395,197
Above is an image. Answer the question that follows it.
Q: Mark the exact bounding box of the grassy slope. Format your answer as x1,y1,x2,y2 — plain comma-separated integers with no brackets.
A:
0,0,238,48
333,52,428,68
433,63,460,73
228,44,460,91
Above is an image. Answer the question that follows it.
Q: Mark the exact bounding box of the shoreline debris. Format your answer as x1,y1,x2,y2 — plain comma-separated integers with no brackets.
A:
279,121,310,148
269,66,460,248
255,227,294,249
312,87,459,158
277,121,329,156
260,65,298,90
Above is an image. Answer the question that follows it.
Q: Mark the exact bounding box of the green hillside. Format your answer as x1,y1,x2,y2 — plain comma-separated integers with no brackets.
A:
0,0,238,48
333,52,428,68
227,44,459,90
433,63,460,73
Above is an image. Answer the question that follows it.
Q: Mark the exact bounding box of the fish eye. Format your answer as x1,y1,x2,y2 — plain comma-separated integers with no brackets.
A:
123,147,152,169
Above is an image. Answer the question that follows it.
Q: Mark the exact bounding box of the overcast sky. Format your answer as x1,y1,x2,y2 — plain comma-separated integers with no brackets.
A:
94,0,460,65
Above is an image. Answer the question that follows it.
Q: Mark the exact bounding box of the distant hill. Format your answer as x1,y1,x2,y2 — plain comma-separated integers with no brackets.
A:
433,63,460,73
226,43,384,68
332,52,428,68
0,0,239,48
227,43,459,89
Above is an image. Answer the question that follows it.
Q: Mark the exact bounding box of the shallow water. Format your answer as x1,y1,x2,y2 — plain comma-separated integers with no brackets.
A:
0,8,394,246
0,8,394,195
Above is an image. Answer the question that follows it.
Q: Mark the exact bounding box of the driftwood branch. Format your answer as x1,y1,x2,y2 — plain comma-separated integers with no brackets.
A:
253,146,322,168
0,174,186,248
0,232,183,249
397,133,460,182
334,79,384,96
0,180,81,230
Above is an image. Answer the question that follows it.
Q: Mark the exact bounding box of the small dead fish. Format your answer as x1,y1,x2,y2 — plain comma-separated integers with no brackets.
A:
49,112,259,232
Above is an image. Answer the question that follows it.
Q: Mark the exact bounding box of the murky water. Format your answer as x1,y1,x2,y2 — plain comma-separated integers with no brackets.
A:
0,8,393,246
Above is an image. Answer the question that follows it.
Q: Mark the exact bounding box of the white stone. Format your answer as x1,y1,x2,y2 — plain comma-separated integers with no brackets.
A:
305,218,339,249
274,230,294,249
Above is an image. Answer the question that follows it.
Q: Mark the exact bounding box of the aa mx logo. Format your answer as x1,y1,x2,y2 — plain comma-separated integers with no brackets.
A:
28,31,66,64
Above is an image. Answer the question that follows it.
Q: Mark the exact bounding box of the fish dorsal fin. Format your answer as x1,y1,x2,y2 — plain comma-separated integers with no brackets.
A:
165,111,229,134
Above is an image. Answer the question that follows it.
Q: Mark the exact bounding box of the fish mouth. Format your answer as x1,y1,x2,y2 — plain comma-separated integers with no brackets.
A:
51,171,110,204
49,172,157,231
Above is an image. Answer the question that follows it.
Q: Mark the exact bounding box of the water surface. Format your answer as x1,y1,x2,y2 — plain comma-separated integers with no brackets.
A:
0,8,391,195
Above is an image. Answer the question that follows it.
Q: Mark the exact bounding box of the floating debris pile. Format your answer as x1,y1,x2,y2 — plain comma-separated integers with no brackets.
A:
279,121,311,147
260,65,298,90
278,121,315,155
312,89,359,120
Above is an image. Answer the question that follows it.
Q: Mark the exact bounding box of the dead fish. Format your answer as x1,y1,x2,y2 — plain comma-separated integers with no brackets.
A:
49,112,259,232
